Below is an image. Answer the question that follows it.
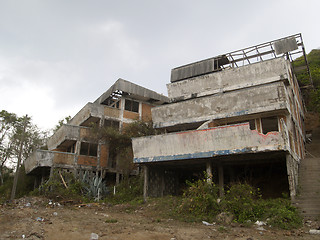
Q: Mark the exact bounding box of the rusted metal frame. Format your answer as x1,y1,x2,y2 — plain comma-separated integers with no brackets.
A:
227,53,238,68
229,50,274,65
300,36,313,87
242,50,251,64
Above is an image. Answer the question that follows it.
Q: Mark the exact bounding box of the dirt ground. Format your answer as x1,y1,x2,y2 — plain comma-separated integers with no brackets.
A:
0,197,319,240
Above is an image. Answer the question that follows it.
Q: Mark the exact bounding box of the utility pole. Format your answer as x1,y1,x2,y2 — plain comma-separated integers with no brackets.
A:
10,115,28,201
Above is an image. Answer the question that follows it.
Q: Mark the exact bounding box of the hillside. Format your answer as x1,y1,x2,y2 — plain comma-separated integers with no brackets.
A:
293,49,320,113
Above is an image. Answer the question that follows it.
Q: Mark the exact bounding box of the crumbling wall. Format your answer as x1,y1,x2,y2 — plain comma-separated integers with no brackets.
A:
152,82,287,128
167,58,288,101
133,123,285,163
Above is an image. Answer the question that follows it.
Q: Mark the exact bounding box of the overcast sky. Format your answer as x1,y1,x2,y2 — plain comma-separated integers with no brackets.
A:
0,0,319,130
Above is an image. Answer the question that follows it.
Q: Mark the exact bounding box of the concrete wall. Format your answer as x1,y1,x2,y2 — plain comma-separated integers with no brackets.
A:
133,123,286,163
47,124,82,150
24,150,54,174
167,58,288,101
68,102,115,126
152,82,287,128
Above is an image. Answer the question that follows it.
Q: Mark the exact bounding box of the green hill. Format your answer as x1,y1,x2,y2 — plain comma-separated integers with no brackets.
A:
293,49,320,112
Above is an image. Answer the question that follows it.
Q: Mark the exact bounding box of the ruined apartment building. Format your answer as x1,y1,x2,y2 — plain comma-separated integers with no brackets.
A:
24,79,168,184
132,34,310,199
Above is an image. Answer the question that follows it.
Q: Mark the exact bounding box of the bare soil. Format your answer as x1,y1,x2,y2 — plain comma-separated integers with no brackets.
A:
0,197,319,240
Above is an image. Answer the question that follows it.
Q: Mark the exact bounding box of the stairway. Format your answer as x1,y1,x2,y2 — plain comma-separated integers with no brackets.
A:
294,127,320,220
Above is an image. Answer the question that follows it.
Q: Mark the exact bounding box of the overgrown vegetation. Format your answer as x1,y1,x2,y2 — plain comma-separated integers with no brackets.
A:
105,175,144,204
293,49,320,113
176,176,302,229
0,165,35,203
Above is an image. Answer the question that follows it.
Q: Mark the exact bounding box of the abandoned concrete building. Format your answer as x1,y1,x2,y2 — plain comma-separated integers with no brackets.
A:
132,34,311,200
24,79,168,184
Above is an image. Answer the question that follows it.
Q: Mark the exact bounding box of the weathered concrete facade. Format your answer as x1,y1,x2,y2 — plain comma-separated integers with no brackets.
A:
133,34,309,200
25,79,168,184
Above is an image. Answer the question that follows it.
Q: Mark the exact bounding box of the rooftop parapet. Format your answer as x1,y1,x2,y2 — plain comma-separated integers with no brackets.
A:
167,58,289,102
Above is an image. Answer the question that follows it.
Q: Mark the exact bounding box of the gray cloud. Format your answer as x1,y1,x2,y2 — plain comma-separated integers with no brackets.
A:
0,0,319,129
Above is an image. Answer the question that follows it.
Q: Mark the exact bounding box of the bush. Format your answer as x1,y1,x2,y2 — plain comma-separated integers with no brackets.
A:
175,178,302,229
36,170,88,202
106,175,144,204
178,177,220,222
223,183,261,223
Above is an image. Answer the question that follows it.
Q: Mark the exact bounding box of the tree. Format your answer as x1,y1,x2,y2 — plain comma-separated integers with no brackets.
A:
0,110,18,185
53,115,72,133
0,110,47,200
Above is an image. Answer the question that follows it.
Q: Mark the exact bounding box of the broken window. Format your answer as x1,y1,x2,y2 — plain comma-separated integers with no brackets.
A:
125,99,139,113
101,90,122,108
261,117,278,134
104,119,120,130
80,142,98,157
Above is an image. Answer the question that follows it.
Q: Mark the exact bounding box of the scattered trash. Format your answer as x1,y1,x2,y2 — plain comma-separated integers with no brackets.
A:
22,234,25,239
25,203,31,207
36,217,44,222
202,221,214,226
90,232,99,240
170,238,176,240
255,220,266,226
309,229,320,234
48,200,53,205
216,198,221,204
256,226,266,231
53,212,58,216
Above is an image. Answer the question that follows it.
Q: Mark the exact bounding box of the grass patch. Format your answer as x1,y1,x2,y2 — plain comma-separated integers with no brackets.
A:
105,219,118,223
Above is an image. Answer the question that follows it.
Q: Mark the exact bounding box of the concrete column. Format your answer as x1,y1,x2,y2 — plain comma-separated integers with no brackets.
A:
116,172,120,185
160,170,165,197
75,141,81,165
286,154,297,200
143,165,149,202
206,161,213,183
218,165,224,197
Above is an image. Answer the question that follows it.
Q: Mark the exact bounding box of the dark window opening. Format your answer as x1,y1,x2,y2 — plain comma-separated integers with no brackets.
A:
104,119,120,130
66,143,76,153
108,149,117,169
261,117,278,134
125,99,139,113
80,142,98,157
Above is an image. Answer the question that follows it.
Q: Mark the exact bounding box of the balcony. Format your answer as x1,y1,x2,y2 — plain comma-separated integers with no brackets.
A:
24,149,77,174
69,102,121,126
132,123,286,163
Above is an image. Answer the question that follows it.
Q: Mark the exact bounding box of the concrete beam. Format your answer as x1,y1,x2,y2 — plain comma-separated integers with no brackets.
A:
152,82,287,128
132,123,286,163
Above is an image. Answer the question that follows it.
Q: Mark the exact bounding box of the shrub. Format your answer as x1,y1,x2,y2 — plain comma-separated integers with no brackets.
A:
106,175,144,204
178,177,220,222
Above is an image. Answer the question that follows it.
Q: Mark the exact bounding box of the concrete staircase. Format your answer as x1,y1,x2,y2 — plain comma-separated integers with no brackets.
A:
294,127,320,220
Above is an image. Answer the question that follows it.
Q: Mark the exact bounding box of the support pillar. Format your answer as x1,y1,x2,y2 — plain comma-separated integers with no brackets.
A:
218,164,224,197
160,169,165,197
116,172,120,185
286,154,298,200
143,165,149,202
206,161,212,183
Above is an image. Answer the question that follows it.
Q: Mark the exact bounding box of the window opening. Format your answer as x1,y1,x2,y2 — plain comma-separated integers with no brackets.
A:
80,142,98,157
261,117,278,134
125,99,139,113
104,119,120,130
